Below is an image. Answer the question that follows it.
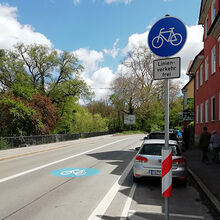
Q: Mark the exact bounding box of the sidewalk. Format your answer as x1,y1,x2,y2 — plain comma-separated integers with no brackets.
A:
0,135,113,161
183,147,220,215
0,140,83,161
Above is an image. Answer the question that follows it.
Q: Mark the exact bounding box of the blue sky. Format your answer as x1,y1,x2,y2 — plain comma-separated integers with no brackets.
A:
0,0,203,100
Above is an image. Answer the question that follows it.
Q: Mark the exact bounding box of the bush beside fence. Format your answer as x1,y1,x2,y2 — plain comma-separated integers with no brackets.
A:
0,131,111,149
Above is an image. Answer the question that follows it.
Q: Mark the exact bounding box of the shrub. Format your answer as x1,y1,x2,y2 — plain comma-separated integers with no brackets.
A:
0,139,8,150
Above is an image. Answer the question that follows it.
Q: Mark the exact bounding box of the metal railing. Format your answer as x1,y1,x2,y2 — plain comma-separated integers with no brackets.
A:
0,131,111,149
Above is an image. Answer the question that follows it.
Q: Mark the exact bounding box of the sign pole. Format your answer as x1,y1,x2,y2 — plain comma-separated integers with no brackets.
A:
164,78,171,220
148,15,187,220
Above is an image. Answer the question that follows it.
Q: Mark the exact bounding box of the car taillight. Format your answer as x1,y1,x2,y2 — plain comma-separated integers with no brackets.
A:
136,155,148,162
172,158,185,164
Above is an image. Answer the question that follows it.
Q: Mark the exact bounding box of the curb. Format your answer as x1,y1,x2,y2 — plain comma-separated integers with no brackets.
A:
187,167,220,214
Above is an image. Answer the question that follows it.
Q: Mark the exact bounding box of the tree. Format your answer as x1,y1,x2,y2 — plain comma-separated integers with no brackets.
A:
0,94,60,136
86,99,113,118
15,43,57,95
15,43,92,103
0,95,42,136
29,94,60,134
0,49,28,93
110,45,183,131
68,106,108,133
169,96,183,129
0,44,95,136
109,46,157,131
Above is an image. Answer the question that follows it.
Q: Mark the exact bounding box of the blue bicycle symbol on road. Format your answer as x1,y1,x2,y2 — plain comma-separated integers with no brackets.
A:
50,168,100,178
60,169,87,176
152,27,182,49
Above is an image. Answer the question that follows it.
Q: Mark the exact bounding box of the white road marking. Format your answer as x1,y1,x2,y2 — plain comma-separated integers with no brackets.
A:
0,138,130,184
120,183,136,220
87,158,135,220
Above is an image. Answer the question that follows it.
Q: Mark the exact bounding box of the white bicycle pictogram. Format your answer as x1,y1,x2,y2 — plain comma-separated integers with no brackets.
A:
60,169,87,176
152,27,182,49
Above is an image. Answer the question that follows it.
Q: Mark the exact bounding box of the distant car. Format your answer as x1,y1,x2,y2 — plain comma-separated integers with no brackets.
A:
144,131,178,141
133,139,187,185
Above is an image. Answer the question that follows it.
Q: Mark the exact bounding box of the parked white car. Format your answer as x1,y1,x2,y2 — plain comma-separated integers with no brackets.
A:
133,139,187,185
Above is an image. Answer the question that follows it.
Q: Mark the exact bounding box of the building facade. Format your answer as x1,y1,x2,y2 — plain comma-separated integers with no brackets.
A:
189,0,220,143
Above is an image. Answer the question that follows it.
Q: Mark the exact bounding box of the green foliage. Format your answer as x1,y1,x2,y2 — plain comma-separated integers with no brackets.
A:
0,138,8,150
0,44,97,136
15,43,91,102
0,94,59,136
49,79,92,106
54,96,78,133
0,96,41,136
0,49,26,92
187,98,194,111
119,130,145,135
169,97,183,129
12,73,37,100
93,114,108,132
0,43,185,136
71,107,108,133
15,43,58,95
174,126,182,131
55,103,108,134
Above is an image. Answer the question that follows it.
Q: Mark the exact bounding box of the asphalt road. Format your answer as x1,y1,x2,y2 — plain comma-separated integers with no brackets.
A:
0,134,214,220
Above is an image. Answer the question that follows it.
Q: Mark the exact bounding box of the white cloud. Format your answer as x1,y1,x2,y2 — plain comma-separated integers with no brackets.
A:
105,0,132,4
0,4,52,49
174,25,203,86
103,38,120,58
73,0,81,5
90,67,116,99
74,48,116,100
74,48,104,76
122,32,148,55
175,25,203,73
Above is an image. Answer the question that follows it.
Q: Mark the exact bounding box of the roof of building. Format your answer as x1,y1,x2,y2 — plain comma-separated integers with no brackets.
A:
198,0,212,24
181,77,194,92
188,49,204,74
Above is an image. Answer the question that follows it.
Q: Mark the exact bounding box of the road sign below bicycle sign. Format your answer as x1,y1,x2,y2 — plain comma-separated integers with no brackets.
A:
148,16,187,57
50,168,100,178
153,57,180,80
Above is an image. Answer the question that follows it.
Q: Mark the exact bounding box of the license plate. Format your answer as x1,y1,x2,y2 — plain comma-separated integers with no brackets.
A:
149,170,161,175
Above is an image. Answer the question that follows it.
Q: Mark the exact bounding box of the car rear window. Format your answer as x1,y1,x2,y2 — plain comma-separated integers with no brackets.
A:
149,133,165,139
140,144,181,156
148,133,177,141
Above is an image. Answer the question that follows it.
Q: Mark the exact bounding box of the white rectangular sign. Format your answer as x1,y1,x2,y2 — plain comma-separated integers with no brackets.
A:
153,57,181,80
124,114,136,125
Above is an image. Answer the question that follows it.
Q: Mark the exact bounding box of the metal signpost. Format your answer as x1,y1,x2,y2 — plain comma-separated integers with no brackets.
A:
148,15,187,220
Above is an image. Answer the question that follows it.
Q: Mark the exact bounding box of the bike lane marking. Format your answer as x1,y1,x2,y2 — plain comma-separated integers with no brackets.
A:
87,157,135,220
0,138,130,184
50,168,100,178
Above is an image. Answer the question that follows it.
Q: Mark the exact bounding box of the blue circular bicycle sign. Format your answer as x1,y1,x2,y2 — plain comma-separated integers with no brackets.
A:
148,16,187,57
